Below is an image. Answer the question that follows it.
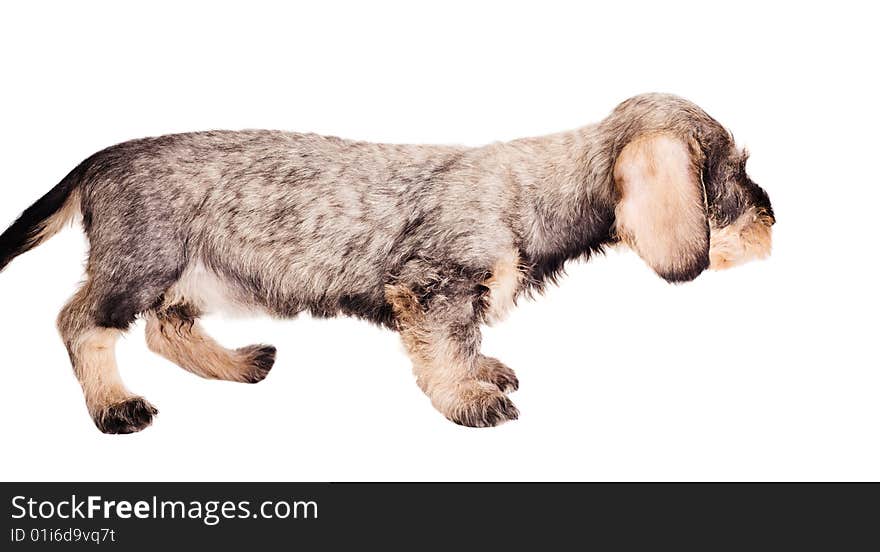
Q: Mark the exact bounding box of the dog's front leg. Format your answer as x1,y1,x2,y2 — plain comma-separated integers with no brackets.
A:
386,282,519,427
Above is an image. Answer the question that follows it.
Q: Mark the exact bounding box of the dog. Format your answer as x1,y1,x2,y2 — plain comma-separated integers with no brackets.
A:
0,93,774,433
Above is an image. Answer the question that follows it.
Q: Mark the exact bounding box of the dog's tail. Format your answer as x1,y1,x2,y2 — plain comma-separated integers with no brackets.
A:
0,159,90,273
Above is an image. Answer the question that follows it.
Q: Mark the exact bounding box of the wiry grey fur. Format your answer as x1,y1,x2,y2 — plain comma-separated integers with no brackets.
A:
0,93,774,433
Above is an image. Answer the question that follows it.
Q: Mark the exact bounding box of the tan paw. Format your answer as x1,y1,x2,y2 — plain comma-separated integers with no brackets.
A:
444,380,519,428
93,397,158,434
476,355,519,393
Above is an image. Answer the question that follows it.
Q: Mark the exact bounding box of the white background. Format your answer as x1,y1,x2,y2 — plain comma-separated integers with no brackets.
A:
0,1,877,481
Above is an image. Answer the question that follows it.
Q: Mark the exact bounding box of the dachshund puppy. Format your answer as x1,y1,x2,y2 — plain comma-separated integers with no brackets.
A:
0,93,774,433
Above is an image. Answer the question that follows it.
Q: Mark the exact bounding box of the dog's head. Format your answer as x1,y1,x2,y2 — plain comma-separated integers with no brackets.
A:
613,127,774,282
703,143,775,271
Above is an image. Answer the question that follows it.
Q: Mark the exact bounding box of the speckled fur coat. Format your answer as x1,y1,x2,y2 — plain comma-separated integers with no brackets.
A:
0,93,774,433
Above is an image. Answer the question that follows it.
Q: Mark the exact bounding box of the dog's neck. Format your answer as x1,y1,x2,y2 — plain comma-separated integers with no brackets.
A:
497,126,618,285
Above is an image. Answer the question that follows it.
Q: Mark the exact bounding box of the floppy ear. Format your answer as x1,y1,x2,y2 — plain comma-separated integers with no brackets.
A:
613,133,710,282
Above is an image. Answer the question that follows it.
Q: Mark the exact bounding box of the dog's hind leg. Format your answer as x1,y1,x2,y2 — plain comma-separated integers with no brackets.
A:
58,280,160,434
145,305,275,384
386,281,519,428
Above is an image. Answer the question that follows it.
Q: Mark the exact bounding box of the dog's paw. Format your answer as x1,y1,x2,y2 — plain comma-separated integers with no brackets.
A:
94,397,158,434
446,380,519,428
237,344,277,383
477,355,519,393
